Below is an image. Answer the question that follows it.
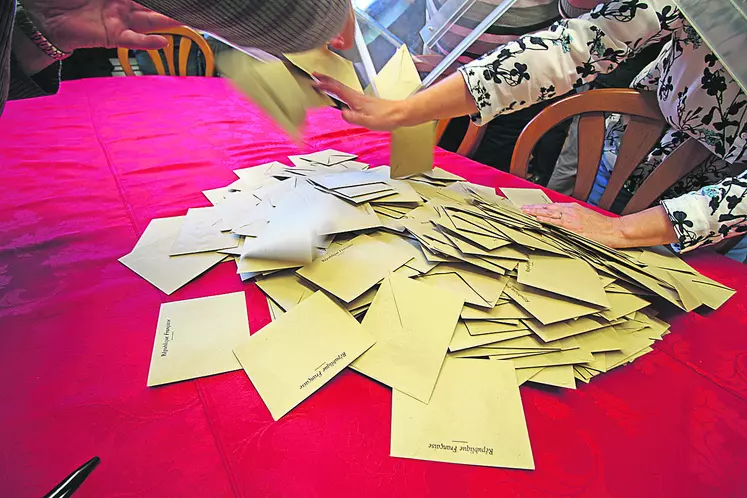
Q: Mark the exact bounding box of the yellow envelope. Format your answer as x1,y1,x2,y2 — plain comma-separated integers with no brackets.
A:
373,46,434,178
599,292,651,321
296,234,412,303
461,301,531,321
508,344,594,369
504,280,603,325
233,161,290,186
233,291,374,420
255,269,316,312
368,231,438,273
285,48,363,93
449,321,531,352
464,320,529,336
217,50,332,140
517,254,610,308
516,366,543,386
526,365,576,389
147,292,249,386
351,275,463,403
416,272,492,308
170,207,239,255
499,187,552,207
523,315,610,342
119,217,226,295
292,149,358,166
390,124,436,178
428,264,509,304
391,358,534,470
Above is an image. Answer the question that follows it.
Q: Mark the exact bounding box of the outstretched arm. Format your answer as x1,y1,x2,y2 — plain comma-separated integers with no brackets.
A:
521,203,678,249
316,0,681,130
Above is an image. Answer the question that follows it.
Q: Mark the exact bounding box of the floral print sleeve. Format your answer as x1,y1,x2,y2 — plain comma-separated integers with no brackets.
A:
458,0,682,124
661,170,747,252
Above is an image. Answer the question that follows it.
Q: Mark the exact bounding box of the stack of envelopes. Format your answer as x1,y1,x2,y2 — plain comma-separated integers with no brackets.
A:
123,149,735,470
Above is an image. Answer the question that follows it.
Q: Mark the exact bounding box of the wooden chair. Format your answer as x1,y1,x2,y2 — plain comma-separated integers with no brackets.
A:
509,88,712,215
117,26,215,77
435,118,487,158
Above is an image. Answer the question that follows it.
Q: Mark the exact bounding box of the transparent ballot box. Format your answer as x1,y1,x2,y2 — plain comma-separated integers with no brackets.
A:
346,0,519,89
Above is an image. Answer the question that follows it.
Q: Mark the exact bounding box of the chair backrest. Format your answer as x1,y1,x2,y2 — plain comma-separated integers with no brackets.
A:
435,118,487,158
509,88,713,215
117,26,215,77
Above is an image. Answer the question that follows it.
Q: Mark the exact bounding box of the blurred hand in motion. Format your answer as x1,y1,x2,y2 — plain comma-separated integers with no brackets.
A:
313,73,409,131
21,0,180,52
328,4,355,51
522,202,625,247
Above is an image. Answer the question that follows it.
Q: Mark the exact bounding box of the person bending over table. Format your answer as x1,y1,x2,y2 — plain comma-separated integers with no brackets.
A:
1,0,355,115
314,0,747,255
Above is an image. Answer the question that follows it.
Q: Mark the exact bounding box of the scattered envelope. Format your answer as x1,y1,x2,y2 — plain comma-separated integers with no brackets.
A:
147,292,249,386
170,207,239,256
296,234,412,303
526,365,576,389
449,321,531,352
217,50,333,140
390,358,534,470
518,254,610,308
504,280,604,325
373,45,434,178
285,48,363,93
255,269,316,312
390,124,435,179
500,188,552,207
351,275,463,403
294,149,359,167
119,217,226,295
233,291,375,420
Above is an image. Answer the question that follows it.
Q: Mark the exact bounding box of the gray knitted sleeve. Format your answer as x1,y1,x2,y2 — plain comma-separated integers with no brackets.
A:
1,0,349,115
138,0,350,54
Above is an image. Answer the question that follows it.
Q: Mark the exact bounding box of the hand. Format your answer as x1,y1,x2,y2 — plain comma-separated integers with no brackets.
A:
21,0,180,52
313,74,409,130
328,4,355,51
522,202,626,247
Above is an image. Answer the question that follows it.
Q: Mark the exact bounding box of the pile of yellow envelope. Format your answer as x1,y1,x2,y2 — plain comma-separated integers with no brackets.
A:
122,149,735,471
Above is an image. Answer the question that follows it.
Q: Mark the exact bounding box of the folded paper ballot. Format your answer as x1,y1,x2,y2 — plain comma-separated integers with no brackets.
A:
391,358,534,469
351,275,463,403
373,45,434,178
233,291,374,420
121,150,735,471
119,216,226,295
147,292,250,386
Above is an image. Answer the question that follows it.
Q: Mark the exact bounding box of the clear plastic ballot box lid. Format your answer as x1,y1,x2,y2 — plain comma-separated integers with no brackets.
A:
675,0,747,93
346,0,519,90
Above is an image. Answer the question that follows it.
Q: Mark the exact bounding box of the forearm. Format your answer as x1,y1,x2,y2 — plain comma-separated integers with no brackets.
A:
613,205,678,248
398,73,478,127
459,0,680,124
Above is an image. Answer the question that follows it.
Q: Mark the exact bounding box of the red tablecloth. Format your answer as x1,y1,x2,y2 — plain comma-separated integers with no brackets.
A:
1,77,746,498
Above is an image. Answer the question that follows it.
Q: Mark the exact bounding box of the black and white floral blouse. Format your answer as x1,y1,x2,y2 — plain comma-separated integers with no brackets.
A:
458,0,747,252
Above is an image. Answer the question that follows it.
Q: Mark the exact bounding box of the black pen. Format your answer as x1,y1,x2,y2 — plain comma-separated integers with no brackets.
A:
43,456,100,498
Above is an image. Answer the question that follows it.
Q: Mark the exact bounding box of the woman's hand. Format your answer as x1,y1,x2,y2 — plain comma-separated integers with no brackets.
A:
521,203,679,249
313,74,410,130
21,0,180,52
